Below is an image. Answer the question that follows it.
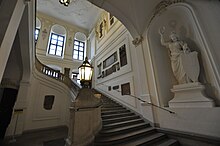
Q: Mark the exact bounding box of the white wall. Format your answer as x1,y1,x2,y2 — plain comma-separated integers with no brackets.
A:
93,13,151,118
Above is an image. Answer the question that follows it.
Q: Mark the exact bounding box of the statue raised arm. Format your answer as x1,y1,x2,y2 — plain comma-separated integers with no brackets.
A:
158,27,197,84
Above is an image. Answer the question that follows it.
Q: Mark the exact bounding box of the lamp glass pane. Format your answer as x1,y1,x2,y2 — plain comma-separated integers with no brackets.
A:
85,66,92,80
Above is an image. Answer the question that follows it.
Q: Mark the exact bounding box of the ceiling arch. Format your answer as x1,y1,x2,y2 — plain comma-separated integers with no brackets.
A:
88,0,162,38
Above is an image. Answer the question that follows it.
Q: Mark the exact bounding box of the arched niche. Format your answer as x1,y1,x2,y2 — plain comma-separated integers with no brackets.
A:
146,3,220,106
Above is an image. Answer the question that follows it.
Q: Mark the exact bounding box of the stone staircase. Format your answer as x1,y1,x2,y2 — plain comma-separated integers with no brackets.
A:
94,95,179,146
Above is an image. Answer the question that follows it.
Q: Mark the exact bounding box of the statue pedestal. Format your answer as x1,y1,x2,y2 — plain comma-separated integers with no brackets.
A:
169,82,215,108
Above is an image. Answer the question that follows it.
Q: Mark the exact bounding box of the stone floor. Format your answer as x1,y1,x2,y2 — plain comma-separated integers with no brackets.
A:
2,126,68,146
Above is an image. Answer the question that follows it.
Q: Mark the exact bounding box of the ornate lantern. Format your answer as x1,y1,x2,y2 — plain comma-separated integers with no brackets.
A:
78,57,93,88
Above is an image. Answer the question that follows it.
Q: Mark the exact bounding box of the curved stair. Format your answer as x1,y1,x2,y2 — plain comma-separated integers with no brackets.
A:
94,95,179,146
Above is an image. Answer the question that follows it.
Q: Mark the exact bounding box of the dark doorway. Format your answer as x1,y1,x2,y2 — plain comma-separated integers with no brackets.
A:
0,88,18,142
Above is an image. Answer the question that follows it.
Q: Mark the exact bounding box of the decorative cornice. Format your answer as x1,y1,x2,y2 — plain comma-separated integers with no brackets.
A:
148,0,184,28
132,36,143,47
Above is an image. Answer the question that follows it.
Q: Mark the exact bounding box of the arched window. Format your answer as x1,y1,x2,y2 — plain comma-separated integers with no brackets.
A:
73,32,86,61
48,24,66,57
35,17,41,42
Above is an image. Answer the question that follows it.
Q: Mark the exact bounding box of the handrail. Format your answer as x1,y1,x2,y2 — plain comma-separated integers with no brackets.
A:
98,83,175,114
35,57,81,95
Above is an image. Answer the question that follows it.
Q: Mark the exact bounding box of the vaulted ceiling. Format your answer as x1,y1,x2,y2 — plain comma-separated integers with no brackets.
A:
37,0,180,38
37,0,103,31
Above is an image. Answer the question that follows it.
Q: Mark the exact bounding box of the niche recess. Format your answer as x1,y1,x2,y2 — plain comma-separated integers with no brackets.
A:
44,95,55,110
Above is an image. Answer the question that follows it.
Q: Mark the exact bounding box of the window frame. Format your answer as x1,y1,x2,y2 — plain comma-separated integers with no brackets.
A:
48,32,65,57
73,39,85,61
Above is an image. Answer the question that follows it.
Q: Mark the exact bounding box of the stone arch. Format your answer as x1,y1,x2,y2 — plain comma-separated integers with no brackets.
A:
88,0,139,39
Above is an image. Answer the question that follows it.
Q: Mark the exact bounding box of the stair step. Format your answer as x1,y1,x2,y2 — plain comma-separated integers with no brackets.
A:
102,105,121,108
102,112,134,119
124,133,166,146
100,123,150,136
102,106,126,111
95,127,156,145
103,115,140,125
102,109,130,115
150,138,179,146
94,94,179,146
102,104,119,107
103,119,145,130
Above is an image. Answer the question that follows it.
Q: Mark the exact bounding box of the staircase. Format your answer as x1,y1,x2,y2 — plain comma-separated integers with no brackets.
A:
94,95,179,146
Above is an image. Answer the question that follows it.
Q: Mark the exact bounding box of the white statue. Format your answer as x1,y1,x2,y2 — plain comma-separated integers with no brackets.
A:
159,27,200,84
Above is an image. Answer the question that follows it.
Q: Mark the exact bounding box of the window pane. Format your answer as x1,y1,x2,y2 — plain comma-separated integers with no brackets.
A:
74,41,79,45
74,46,79,50
79,52,83,57
58,36,64,41
80,42,84,47
57,41,63,46
51,39,57,44
48,33,65,57
79,56,83,60
73,40,85,60
56,50,62,56
50,45,56,50
35,29,40,41
57,46,62,51
49,49,55,55
35,35,38,40
35,29,38,34
73,51,78,56
79,47,84,51
73,55,78,59
52,34,58,40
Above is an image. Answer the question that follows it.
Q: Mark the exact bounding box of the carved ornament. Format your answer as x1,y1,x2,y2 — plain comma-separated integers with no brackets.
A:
148,0,184,28
132,36,143,47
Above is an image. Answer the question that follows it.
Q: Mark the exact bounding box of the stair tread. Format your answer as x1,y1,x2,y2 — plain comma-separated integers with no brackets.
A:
96,127,155,142
102,112,134,118
94,95,179,146
103,115,140,123
102,105,121,108
102,107,126,111
103,118,144,127
123,133,166,146
151,138,179,146
101,123,148,134
102,109,130,114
